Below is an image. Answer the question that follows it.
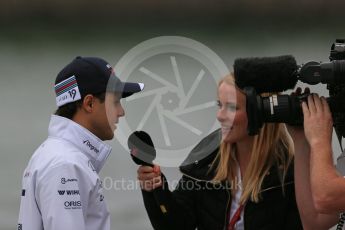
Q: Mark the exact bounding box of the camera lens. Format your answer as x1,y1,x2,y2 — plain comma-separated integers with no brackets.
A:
261,95,303,125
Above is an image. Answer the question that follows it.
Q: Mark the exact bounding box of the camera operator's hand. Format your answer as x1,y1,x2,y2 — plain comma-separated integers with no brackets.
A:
287,87,310,149
292,89,339,229
299,93,345,215
137,165,163,192
301,94,333,148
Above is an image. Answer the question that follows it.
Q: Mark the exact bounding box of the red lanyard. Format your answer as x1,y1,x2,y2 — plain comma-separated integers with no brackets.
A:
228,204,244,230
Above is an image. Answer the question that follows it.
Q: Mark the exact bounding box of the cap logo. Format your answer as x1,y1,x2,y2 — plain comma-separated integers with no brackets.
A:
55,75,81,107
106,64,115,74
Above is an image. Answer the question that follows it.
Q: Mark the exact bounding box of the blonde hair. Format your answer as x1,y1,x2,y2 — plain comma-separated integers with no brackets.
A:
212,74,294,204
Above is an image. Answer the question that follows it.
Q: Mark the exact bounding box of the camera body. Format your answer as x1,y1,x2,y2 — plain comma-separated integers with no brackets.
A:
244,39,345,138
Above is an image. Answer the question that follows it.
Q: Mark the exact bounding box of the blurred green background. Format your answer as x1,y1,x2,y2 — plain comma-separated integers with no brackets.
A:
1,1,344,229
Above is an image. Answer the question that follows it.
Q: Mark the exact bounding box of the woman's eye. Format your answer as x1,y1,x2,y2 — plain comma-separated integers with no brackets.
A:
227,105,237,111
216,101,236,111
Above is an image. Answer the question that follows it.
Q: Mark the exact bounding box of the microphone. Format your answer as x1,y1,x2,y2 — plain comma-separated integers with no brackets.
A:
128,131,156,166
234,55,298,94
127,131,168,215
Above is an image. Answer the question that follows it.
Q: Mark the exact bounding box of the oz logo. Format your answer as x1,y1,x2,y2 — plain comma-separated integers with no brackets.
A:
112,36,229,167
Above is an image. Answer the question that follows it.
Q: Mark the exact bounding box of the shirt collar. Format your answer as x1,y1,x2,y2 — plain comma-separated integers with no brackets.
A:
48,115,112,173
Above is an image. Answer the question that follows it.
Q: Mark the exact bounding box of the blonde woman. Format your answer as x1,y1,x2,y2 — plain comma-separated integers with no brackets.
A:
138,74,302,230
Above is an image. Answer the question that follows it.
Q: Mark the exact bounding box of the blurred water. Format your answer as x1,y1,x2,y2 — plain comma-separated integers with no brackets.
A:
0,26,343,229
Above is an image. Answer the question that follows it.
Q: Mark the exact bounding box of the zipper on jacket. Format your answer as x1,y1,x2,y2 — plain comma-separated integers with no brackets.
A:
260,181,293,193
243,203,247,229
179,170,210,182
223,188,231,230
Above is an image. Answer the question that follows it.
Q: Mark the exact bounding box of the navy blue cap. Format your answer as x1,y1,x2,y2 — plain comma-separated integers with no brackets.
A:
54,56,144,107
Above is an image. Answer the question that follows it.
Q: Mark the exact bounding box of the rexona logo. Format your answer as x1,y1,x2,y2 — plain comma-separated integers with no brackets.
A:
58,190,80,196
83,140,100,153
64,200,82,210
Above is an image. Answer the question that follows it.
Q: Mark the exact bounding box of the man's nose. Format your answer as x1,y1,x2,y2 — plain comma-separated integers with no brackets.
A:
118,104,125,117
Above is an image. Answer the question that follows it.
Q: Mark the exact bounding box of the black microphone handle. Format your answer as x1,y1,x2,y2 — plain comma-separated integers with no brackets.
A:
136,161,169,215
151,175,169,215
127,130,170,215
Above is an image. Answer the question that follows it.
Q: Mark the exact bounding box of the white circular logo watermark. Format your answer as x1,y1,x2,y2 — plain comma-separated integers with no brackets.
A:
113,36,229,167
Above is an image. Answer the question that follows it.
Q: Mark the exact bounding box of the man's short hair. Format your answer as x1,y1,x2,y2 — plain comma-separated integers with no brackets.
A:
55,92,105,120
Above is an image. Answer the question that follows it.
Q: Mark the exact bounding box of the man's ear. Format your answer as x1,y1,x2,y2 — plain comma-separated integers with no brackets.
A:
81,94,94,113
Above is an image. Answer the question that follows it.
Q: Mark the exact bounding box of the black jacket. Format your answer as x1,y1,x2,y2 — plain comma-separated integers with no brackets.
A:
142,129,303,230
